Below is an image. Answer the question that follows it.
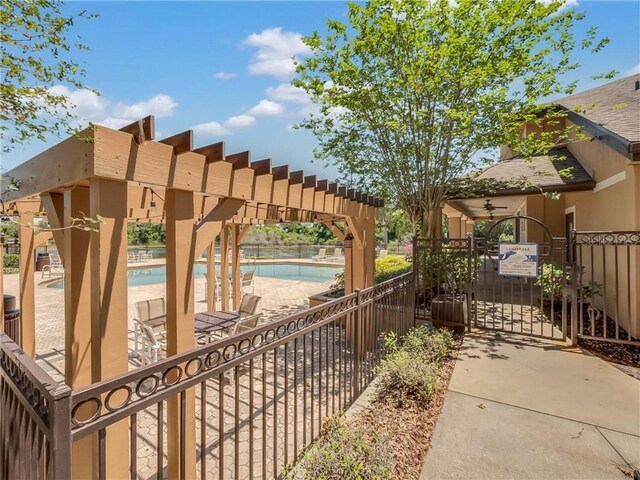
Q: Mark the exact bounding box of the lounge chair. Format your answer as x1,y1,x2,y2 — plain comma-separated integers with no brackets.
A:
312,248,328,262
41,253,64,279
329,247,344,263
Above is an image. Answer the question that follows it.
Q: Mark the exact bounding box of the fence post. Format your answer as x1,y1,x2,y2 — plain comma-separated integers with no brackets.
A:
466,234,473,332
569,229,578,346
352,289,361,398
49,384,73,479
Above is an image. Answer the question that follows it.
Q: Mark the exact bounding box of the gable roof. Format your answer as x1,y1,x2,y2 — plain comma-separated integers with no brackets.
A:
554,74,640,158
449,148,595,200
476,148,594,191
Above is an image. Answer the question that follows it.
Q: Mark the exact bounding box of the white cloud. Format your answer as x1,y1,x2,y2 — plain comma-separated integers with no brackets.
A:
112,94,177,119
538,0,579,12
213,71,238,80
193,121,231,137
626,63,640,76
265,83,311,104
224,114,256,129
48,85,107,120
246,99,284,116
244,27,311,78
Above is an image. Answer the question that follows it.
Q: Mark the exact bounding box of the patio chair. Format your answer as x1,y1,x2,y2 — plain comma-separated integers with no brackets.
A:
378,249,389,259
139,251,153,262
133,318,166,364
133,298,167,358
241,271,255,295
329,247,344,262
41,254,64,279
312,248,327,262
128,251,140,263
238,294,261,318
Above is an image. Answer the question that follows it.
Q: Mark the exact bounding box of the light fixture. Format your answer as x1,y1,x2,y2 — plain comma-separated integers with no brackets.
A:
150,189,157,215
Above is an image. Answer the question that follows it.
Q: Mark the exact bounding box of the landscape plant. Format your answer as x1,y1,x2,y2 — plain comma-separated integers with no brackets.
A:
331,254,412,292
294,0,612,237
376,327,454,403
283,414,393,480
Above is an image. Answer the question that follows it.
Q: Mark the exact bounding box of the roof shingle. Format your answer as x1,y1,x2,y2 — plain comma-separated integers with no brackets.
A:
555,74,640,144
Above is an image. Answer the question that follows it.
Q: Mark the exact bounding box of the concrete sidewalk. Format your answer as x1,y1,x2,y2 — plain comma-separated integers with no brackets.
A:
421,330,640,479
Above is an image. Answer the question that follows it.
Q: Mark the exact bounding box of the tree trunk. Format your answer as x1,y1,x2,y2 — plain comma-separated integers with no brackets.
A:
421,207,442,239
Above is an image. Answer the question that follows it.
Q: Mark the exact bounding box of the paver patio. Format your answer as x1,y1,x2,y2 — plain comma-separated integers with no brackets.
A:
420,330,640,479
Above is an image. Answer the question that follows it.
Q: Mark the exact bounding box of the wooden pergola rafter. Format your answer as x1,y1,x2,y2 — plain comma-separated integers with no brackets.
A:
0,115,380,479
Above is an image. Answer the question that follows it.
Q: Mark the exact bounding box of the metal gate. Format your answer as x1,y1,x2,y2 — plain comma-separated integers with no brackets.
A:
414,221,640,346
472,217,568,341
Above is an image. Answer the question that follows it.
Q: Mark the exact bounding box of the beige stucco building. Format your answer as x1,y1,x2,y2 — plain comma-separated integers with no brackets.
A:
445,74,640,339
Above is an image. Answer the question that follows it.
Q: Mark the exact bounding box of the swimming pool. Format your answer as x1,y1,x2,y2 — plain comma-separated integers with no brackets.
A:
47,263,342,289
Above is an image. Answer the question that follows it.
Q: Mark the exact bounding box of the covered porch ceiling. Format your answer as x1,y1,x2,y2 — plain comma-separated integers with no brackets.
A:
445,195,526,221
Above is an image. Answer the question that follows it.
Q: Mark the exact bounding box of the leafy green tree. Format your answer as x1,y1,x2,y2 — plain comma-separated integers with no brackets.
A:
1,0,97,151
294,0,612,237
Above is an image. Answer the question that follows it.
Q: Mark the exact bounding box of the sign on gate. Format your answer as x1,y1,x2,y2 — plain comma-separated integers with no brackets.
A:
498,243,539,278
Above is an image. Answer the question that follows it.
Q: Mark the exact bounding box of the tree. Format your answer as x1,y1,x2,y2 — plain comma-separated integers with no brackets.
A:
1,0,97,152
294,0,612,237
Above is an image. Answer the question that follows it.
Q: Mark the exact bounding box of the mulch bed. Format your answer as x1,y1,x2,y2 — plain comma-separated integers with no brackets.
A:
349,333,463,480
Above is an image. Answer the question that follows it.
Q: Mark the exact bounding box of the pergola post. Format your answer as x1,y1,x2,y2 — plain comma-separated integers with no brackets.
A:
89,179,130,479
206,241,217,311
448,214,462,238
344,234,354,294
62,187,96,479
18,210,35,357
165,188,197,479
231,224,241,309
220,223,230,311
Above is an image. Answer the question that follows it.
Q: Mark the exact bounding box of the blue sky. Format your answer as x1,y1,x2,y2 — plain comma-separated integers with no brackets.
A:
3,0,639,179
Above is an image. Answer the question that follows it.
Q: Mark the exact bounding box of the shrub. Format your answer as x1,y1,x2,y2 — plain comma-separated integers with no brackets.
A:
3,253,19,272
283,415,393,480
376,327,453,403
331,254,411,292
535,262,602,303
374,255,412,284
415,249,471,296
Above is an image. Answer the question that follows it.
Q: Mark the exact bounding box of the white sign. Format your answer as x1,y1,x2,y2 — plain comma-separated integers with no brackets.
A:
498,243,539,278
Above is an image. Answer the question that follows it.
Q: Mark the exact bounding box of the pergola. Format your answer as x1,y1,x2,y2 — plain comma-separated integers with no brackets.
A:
1,116,381,477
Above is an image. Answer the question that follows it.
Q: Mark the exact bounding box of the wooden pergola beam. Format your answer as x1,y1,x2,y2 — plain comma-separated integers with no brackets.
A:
160,130,194,154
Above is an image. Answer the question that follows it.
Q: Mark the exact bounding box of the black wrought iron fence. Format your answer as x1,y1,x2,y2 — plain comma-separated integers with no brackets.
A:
571,231,640,346
0,333,72,479
1,273,414,479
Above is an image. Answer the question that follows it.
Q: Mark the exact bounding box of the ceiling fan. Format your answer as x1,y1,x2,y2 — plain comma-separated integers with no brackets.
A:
483,199,508,219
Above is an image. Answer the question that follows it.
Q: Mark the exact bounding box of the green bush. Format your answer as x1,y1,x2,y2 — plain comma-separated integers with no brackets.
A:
415,249,471,296
283,415,393,480
535,262,602,303
331,254,411,292
374,255,412,284
3,253,19,272
376,327,453,403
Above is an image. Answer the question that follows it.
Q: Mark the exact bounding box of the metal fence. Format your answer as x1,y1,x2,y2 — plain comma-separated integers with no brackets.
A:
0,333,71,479
571,231,640,346
1,273,414,479
413,237,472,329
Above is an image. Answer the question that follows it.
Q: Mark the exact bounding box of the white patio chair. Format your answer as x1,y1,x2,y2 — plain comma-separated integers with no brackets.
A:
329,247,344,262
139,251,153,262
128,251,140,263
41,254,64,279
133,298,167,360
241,271,255,295
378,249,389,259
312,248,327,262
133,318,166,364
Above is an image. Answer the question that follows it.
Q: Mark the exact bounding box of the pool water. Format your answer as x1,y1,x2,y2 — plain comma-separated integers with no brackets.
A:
48,263,342,289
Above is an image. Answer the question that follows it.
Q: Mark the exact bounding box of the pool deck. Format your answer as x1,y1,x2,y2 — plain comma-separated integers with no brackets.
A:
3,261,338,382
